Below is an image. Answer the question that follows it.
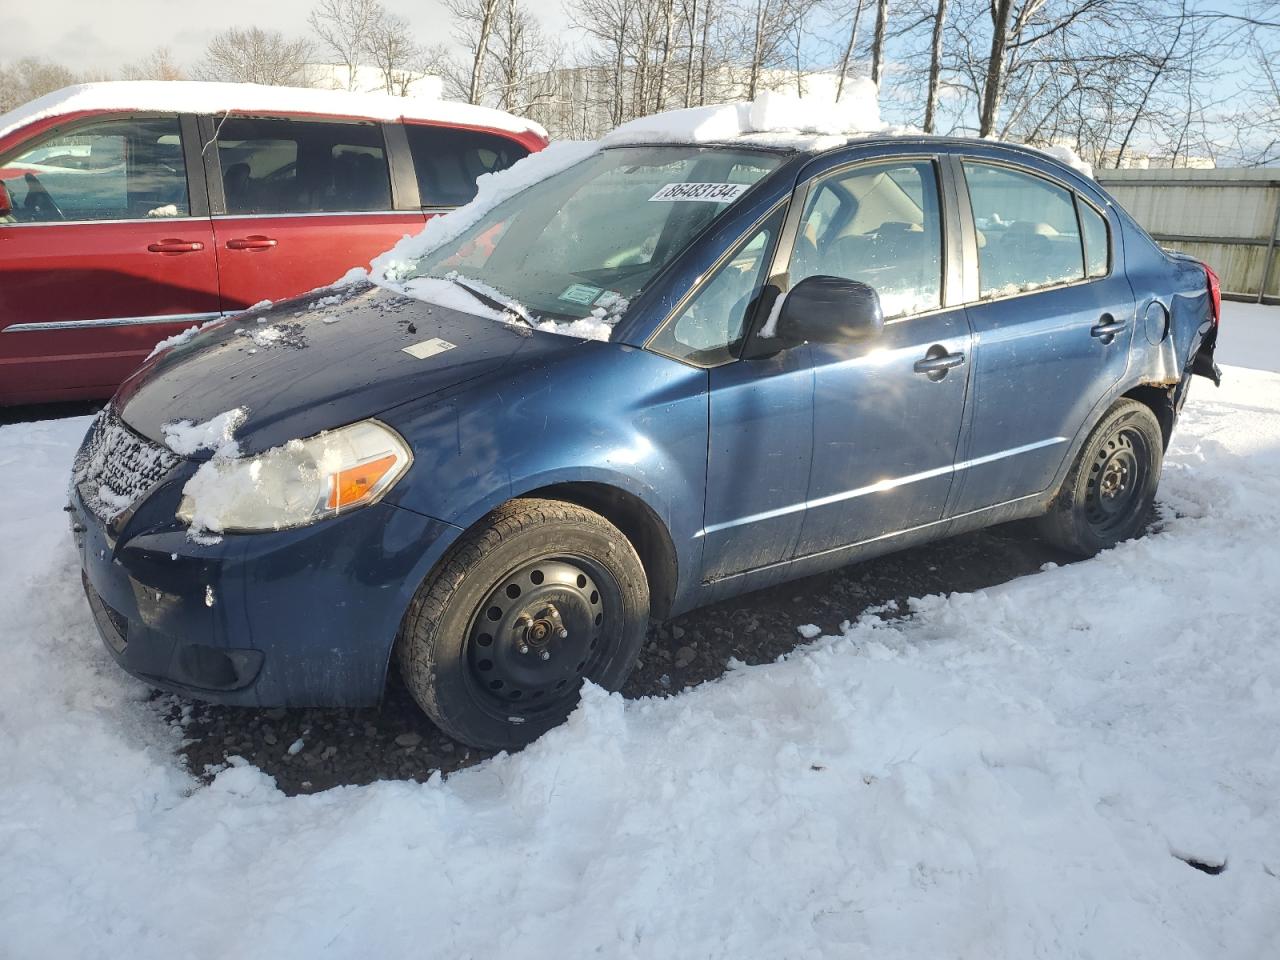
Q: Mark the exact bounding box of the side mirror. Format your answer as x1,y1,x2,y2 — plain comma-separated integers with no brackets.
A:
0,181,11,218
775,275,884,345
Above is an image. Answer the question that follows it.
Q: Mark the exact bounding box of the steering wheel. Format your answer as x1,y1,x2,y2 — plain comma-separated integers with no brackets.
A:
23,172,65,221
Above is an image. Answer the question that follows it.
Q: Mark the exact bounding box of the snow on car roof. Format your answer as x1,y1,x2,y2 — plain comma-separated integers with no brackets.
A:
602,81,886,153
0,80,548,145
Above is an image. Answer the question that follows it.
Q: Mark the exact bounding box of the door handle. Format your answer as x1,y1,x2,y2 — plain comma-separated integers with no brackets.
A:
226,236,278,251
913,347,966,381
147,239,204,253
1090,316,1127,343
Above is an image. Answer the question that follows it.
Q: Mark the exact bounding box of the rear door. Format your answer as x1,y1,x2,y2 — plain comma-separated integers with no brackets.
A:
204,116,424,309
946,157,1135,514
0,114,218,403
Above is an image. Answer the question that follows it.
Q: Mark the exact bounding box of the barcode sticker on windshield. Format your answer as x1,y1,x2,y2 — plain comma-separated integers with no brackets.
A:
649,182,750,203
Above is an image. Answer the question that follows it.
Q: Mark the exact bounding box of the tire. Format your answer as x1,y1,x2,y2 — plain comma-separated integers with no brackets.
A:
1035,399,1164,557
397,498,649,750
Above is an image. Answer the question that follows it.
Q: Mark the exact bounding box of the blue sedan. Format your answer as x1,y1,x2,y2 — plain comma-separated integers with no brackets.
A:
70,135,1221,749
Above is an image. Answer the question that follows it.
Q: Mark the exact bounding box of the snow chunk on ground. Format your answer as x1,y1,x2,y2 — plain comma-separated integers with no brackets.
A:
162,408,247,459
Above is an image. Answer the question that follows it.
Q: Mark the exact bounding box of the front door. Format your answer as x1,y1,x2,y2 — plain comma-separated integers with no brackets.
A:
786,157,971,559
0,115,218,403
205,116,424,309
947,159,1136,514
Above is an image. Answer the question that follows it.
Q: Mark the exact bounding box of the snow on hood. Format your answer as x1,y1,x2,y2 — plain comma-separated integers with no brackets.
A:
0,81,547,145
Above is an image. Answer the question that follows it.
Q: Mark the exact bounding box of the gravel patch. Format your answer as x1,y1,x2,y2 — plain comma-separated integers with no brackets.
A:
165,522,1078,795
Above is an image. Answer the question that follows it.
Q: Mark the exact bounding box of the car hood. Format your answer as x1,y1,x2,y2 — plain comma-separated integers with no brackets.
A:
116,282,548,457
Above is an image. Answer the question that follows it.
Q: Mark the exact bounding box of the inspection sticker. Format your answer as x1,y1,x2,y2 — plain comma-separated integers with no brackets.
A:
559,283,604,305
402,337,456,360
648,182,750,203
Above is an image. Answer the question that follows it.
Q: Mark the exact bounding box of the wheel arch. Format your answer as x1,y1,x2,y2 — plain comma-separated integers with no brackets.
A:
1121,382,1176,450
519,481,679,621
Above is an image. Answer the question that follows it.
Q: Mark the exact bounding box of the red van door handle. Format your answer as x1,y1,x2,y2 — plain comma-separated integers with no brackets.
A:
226,236,278,251
147,239,205,253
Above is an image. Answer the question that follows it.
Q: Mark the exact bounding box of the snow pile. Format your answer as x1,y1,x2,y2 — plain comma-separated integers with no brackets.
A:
161,408,250,542
3,356,1280,956
603,82,885,151
1035,144,1094,179
0,81,546,146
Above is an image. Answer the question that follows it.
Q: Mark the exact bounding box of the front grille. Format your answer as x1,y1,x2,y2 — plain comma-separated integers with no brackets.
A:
72,411,179,522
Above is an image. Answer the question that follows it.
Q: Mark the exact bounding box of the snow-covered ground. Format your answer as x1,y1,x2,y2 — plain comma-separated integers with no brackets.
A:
1216,299,1279,372
3,317,1280,957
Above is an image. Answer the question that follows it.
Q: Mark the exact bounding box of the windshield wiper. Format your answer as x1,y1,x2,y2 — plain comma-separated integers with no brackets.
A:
446,276,536,328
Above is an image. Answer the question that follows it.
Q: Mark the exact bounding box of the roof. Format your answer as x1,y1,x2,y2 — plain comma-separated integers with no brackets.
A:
0,80,548,146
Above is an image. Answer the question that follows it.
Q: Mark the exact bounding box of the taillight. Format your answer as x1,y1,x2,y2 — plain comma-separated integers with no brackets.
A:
1202,262,1221,327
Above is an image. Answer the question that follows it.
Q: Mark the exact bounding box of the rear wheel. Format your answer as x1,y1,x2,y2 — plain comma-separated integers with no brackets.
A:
397,499,649,750
1035,399,1163,556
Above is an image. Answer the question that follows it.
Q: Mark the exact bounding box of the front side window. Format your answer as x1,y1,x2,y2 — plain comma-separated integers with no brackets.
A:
405,124,529,207
0,117,188,222
215,118,391,215
789,160,943,319
649,207,784,365
410,145,782,329
964,162,1085,298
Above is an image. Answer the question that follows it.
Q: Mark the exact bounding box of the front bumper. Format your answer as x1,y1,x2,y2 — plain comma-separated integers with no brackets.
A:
70,484,460,707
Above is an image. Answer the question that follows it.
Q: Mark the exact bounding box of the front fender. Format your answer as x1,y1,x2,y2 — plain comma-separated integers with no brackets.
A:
378,344,709,597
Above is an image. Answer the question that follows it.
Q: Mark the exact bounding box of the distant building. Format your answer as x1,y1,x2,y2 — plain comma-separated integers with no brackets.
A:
301,63,442,100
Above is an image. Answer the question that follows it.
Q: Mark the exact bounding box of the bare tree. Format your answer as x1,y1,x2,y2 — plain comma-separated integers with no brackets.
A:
121,47,185,82
198,27,313,86
448,0,503,104
309,0,384,90
0,59,79,113
364,13,445,95
870,0,889,86
923,0,948,130
834,0,868,100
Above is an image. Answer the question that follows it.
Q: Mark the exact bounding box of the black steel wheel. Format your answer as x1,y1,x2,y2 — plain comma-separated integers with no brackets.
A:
397,499,649,749
1035,398,1164,557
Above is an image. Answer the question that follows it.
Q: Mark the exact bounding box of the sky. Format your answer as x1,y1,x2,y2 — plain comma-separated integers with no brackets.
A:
2,0,576,75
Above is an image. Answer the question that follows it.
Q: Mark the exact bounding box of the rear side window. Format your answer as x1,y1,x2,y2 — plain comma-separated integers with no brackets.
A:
215,118,391,215
0,117,188,222
1078,199,1110,278
404,125,529,207
963,162,1085,298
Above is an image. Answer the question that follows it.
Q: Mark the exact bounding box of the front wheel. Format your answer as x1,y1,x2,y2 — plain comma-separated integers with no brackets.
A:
1035,399,1164,557
397,498,649,750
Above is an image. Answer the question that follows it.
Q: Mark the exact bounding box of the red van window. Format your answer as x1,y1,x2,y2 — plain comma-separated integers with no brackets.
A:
214,117,392,215
404,124,529,207
0,117,188,222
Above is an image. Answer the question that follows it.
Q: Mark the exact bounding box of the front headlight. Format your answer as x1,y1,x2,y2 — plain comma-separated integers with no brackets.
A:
177,419,412,533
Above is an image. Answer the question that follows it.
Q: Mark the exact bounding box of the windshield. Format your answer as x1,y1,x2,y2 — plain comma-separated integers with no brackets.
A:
409,145,784,329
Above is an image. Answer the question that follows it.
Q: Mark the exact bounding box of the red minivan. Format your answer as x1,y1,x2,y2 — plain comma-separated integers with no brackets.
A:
0,81,548,405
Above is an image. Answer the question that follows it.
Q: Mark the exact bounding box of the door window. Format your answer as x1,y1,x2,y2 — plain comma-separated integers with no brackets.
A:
789,160,943,319
215,118,392,214
0,118,188,222
650,207,784,366
404,124,530,207
963,162,1086,298
1078,198,1110,278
